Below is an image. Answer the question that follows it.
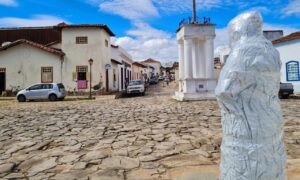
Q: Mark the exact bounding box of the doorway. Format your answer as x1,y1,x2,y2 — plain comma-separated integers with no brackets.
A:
121,68,124,90
76,66,88,89
106,69,109,92
0,68,6,95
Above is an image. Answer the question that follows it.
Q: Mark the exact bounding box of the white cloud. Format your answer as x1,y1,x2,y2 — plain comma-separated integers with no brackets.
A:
113,23,177,62
99,0,159,20
215,27,229,48
153,0,222,13
282,0,300,17
248,6,271,14
127,22,171,40
0,0,17,6
96,0,226,21
0,15,68,27
89,0,285,20
263,23,300,36
97,0,274,18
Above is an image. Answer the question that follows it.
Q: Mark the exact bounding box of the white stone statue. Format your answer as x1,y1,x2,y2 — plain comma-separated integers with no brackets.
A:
215,11,286,180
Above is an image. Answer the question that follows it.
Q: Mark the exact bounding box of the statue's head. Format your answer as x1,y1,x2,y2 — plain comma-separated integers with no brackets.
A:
228,11,263,47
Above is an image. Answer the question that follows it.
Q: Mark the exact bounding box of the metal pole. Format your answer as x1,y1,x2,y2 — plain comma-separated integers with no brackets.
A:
193,0,196,23
89,64,92,99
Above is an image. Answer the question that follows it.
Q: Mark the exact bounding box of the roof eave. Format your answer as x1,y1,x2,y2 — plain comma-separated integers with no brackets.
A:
0,39,65,58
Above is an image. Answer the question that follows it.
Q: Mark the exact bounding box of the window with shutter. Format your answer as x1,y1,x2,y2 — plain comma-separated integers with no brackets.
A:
72,72,77,81
76,37,88,44
41,67,53,83
76,66,88,80
286,61,300,81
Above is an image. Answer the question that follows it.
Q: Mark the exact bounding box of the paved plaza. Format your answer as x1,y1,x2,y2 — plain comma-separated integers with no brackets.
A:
0,84,299,180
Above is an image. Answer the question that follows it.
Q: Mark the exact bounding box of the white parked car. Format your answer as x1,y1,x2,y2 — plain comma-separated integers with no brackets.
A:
16,83,66,102
158,76,164,81
127,80,145,96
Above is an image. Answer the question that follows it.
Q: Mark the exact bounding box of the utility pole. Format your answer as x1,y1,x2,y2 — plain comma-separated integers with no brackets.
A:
193,0,197,23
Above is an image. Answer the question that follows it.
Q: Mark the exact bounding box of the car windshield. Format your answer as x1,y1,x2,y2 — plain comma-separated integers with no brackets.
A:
129,81,142,86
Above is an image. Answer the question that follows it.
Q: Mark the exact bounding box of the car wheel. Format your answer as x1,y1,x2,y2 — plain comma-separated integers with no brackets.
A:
49,94,57,101
17,95,26,102
142,92,145,96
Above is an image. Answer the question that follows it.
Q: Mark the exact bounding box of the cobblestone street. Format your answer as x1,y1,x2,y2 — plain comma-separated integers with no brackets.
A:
0,83,299,180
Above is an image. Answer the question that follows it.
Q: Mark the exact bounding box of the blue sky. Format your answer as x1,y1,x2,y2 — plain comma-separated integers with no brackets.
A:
0,0,299,62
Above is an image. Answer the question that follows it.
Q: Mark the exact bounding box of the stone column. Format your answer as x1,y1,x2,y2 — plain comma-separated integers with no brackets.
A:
184,38,193,79
199,40,206,78
205,37,215,79
178,40,185,80
192,38,200,78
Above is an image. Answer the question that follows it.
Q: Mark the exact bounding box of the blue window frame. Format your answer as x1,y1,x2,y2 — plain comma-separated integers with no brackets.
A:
286,61,300,81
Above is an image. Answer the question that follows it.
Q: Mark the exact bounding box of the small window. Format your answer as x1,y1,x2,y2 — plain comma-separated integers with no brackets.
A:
105,39,108,47
76,36,88,44
286,61,300,81
76,66,88,80
41,67,53,83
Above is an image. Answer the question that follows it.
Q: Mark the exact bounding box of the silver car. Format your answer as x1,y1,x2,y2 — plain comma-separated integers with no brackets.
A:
127,80,145,96
16,83,66,102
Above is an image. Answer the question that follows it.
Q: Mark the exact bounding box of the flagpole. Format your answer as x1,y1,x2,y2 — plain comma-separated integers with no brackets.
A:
193,0,196,23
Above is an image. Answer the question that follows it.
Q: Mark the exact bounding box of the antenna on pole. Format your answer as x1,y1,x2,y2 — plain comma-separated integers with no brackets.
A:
192,0,197,23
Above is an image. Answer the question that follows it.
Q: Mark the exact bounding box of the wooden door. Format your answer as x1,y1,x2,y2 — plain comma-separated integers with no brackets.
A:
0,68,5,94
106,69,109,92
121,68,124,90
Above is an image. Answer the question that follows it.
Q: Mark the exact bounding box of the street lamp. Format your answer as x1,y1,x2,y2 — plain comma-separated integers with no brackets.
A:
88,58,93,99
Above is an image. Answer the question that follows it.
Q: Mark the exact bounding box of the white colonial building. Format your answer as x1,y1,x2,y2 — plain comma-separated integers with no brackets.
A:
0,40,64,93
273,32,300,92
214,31,300,93
141,58,162,77
111,45,133,91
0,23,134,94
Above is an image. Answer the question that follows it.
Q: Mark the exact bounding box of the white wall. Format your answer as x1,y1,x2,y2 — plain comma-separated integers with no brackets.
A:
274,40,300,92
61,28,112,91
111,46,133,91
219,47,231,64
0,44,62,90
111,62,119,91
111,47,121,63
142,62,161,76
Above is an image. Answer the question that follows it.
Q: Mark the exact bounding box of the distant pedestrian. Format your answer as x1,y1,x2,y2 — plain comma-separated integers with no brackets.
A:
164,76,170,86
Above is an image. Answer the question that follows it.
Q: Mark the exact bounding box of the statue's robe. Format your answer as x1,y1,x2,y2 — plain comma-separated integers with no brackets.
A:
216,37,286,180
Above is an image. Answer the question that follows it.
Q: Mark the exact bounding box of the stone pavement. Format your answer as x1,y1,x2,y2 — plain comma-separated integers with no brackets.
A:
0,84,299,180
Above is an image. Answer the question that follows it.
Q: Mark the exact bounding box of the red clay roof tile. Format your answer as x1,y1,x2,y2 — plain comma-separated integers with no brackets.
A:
0,39,65,57
272,31,300,45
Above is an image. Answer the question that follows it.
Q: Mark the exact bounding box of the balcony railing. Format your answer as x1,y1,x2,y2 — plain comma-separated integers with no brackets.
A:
179,16,212,27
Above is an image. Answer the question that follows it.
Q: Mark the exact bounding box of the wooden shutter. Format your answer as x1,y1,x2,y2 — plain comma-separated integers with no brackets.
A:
72,72,77,81
86,72,90,81
41,67,53,83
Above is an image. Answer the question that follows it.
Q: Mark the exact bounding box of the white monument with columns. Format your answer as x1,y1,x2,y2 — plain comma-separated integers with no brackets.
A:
173,5,217,101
